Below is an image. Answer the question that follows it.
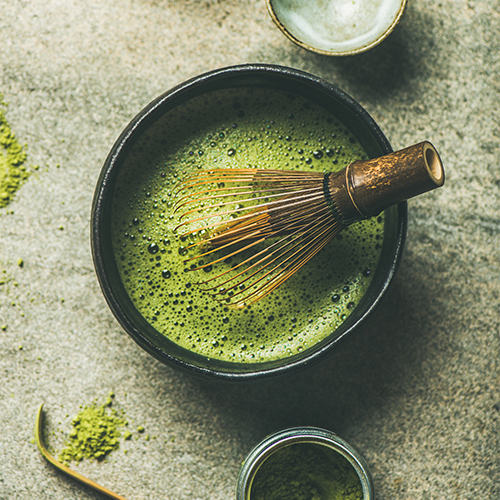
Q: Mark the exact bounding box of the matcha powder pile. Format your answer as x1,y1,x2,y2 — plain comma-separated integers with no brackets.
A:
0,97,32,208
59,400,127,464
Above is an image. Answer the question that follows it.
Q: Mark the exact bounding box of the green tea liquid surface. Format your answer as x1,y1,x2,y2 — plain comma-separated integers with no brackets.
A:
111,88,384,363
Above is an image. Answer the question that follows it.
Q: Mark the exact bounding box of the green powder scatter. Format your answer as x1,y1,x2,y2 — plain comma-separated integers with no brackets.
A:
0,96,34,208
59,402,127,464
250,443,363,500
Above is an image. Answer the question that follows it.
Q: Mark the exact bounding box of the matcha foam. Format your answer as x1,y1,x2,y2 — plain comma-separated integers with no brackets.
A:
111,87,384,363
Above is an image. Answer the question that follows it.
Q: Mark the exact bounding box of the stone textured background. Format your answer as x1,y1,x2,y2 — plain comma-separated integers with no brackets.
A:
1,0,499,499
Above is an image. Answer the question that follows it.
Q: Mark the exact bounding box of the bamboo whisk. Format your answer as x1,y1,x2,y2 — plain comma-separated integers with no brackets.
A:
174,141,444,309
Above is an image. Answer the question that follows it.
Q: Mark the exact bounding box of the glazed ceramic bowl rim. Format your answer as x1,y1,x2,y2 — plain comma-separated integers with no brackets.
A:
236,426,375,499
266,0,407,56
91,63,407,381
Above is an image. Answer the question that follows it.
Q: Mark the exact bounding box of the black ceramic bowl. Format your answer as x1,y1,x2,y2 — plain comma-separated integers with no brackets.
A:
91,64,407,381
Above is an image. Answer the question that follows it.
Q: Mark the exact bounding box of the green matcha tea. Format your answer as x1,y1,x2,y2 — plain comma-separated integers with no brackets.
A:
111,87,384,363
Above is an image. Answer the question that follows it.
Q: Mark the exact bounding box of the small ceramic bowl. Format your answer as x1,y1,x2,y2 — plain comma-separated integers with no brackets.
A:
91,64,407,381
267,0,407,56
236,427,375,499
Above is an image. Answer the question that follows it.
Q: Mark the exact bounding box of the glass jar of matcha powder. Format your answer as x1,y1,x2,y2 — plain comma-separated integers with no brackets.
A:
236,427,374,500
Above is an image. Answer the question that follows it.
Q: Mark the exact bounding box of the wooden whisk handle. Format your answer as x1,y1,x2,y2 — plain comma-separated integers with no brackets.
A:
328,141,445,225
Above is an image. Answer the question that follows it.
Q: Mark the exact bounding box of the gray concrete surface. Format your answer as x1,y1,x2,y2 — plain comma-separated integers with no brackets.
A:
1,0,499,499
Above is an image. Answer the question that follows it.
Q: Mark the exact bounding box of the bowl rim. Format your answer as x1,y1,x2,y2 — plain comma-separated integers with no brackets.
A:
266,0,408,56
91,63,407,381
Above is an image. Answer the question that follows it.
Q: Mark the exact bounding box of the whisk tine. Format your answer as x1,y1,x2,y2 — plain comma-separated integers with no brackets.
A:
200,212,332,285
174,173,327,239
175,186,320,224
174,174,323,217
213,214,338,291
172,168,341,307
208,215,343,307
175,190,326,238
